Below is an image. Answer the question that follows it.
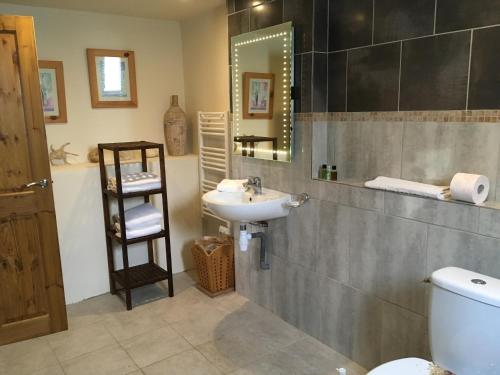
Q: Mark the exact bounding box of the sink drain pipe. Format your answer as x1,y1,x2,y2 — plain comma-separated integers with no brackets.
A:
239,222,270,270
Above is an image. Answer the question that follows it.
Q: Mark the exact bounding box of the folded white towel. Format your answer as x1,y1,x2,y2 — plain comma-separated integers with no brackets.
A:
107,172,161,193
365,176,451,200
118,203,163,229
115,223,162,239
112,215,161,232
217,179,248,193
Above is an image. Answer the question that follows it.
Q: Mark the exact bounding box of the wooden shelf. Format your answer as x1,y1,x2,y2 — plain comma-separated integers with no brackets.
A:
99,141,162,151
107,230,167,245
112,263,169,289
103,188,163,199
98,141,174,310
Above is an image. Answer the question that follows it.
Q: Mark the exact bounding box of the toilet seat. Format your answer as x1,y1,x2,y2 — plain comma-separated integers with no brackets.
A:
367,357,432,375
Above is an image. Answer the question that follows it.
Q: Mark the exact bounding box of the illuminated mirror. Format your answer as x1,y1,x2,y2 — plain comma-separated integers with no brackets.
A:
231,22,294,162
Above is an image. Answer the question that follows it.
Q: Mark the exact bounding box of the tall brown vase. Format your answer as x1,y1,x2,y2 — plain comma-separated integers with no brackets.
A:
164,95,187,156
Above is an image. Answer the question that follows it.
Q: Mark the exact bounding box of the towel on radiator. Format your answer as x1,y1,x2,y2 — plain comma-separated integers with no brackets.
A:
365,176,451,200
107,172,161,193
217,179,248,193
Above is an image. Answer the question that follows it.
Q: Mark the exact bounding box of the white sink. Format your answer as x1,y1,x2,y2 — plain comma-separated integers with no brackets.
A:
202,188,292,222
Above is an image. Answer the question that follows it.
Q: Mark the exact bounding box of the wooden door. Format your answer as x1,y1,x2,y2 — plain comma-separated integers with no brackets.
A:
0,15,67,346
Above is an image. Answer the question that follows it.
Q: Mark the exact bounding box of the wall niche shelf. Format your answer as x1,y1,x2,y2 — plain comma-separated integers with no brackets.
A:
98,141,174,310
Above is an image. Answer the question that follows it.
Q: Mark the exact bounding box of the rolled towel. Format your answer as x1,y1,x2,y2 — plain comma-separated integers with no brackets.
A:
107,172,161,193
217,179,248,193
365,176,451,200
114,223,162,239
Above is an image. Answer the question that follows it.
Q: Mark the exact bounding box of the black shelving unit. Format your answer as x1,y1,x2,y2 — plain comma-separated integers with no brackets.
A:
98,141,174,310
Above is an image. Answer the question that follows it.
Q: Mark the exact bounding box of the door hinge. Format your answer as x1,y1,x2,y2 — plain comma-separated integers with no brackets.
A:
12,51,19,65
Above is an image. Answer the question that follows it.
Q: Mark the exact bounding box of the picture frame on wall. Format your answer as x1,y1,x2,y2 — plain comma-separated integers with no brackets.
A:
86,48,137,108
38,60,68,124
242,72,274,119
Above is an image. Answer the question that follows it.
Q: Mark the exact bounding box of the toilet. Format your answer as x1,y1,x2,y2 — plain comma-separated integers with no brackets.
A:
368,267,500,375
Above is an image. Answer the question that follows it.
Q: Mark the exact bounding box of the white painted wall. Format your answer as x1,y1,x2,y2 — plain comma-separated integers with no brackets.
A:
0,3,186,160
51,156,201,304
181,5,230,153
0,3,205,304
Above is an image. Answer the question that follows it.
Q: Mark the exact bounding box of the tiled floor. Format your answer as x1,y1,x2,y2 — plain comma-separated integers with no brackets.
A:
0,271,366,375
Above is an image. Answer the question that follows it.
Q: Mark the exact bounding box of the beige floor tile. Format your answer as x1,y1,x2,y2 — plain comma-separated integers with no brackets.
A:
121,326,192,368
105,305,170,343
0,337,58,375
67,293,124,330
61,345,138,375
232,337,367,375
47,321,117,362
147,287,219,324
169,306,230,346
29,364,65,375
196,308,304,373
142,349,222,375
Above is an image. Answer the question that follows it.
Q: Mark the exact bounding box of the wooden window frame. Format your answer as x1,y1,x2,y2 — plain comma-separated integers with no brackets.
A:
86,48,138,108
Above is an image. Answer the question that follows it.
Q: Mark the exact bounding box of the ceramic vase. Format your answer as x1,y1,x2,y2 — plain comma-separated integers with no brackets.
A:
164,95,187,156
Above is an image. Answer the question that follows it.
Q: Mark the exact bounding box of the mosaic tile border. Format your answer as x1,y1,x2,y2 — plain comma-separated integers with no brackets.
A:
295,110,500,123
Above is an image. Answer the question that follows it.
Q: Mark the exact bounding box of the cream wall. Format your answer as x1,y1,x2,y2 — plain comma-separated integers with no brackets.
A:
181,5,230,153
0,3,185,160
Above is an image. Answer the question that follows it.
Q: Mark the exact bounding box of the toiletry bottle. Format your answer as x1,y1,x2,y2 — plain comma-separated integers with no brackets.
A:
331,165,338,181
319,164,327,180
326,165,332,180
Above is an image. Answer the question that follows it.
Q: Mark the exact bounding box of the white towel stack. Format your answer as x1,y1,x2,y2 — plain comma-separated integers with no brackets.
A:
365,176,451,200
217,179,248,193
108,172,161,193
113,203,163,239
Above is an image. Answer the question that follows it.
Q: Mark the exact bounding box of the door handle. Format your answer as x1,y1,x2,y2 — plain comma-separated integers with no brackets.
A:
23,178,50,189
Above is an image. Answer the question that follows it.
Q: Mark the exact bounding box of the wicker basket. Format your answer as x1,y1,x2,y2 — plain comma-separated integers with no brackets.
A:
191,236,235,297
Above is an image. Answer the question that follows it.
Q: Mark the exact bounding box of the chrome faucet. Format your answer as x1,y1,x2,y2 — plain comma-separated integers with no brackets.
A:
247,176,262,195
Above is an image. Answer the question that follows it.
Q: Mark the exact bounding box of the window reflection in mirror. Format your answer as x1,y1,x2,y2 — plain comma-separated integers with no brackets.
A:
231,22,294,162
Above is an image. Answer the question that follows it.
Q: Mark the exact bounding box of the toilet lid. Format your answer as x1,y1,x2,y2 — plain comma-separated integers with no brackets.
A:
368,358,432,375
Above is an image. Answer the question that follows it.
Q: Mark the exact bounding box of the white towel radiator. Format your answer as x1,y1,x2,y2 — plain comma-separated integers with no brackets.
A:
197,111,231,230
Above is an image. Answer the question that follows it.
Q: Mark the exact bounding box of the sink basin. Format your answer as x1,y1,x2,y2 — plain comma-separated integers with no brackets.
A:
202,188,292,222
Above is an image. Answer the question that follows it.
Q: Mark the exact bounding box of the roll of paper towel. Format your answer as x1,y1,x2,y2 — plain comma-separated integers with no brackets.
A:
450,173,490,204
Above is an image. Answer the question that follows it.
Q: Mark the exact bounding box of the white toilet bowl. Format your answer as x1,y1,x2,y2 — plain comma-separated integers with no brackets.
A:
367,358,431,375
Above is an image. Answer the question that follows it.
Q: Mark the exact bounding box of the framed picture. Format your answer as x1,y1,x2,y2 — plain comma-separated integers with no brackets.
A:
242,72,274,119
38,60,67,123
86,48,137,108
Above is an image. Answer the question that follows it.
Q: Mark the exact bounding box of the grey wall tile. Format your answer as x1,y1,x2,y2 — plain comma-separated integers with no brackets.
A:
317,202,351,283
315,180,341,203
285,198,319,271
401,122,500,194
436,0,500,33
350,212,428,314
348,208,380,293
478,207,500,238
399,32,470,111
428,225,500,279
384,192,480,233
319,276,383,370
381,302,430,363
338,184,384,212
334,121,403,181
271,256,321,338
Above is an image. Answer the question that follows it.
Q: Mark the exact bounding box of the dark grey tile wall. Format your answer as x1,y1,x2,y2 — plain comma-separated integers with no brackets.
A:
227,0,500,112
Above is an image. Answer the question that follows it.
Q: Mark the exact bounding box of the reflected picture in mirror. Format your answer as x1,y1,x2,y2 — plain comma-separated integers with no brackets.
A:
231,22,294,162
243,72,274,119
86,48,137,108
